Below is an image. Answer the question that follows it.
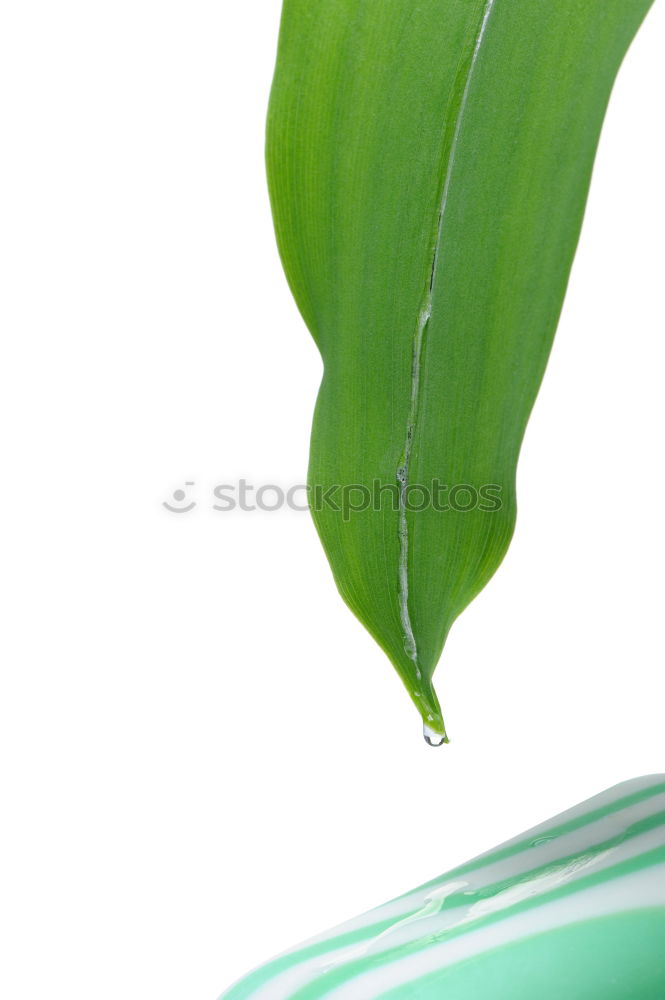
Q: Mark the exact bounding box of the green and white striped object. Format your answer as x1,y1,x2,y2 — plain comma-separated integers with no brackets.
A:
220,776,665,999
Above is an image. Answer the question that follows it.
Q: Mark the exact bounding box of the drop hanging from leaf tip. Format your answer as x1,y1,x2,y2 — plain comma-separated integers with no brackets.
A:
423,723,448,747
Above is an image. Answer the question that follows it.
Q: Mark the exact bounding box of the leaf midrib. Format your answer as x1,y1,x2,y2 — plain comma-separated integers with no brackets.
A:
396,0,498,689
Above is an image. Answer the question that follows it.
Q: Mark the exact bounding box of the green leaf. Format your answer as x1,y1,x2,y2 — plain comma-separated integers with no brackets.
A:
266,0,653,740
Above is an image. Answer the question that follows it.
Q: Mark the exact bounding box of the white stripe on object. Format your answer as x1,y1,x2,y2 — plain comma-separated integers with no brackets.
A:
293,779,665,947
247,820,665,1000
326,864,665,1000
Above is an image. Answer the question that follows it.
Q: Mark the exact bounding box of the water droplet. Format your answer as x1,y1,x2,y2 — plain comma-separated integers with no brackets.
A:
423,723,446,747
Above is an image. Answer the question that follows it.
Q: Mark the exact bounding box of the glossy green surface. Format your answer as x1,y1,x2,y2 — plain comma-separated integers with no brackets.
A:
221,776,665,1000
267,0,654,736
383,911,665,1000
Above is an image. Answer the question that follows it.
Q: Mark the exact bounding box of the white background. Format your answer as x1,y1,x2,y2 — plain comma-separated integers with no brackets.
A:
0,3,663,999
